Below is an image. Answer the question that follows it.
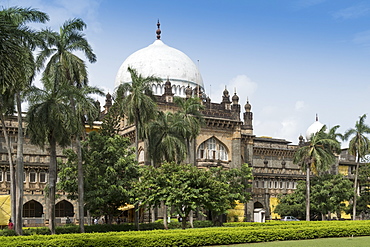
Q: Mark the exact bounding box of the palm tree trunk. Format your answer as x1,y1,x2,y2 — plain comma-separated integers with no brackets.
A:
306,166,310,221
1,115,16,226
49,137,57,234
134,117,140,230
76,137,85,232
15,93,24,235
352,156,360,220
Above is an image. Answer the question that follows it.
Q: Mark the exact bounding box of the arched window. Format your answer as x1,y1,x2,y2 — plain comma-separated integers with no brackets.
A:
29,170,36,183
138,150,144,163
23,200,43,217
55,200,74,217
39,171,47,183
197,138,228,161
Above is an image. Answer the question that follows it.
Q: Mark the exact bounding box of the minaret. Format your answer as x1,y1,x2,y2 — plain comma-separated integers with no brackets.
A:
162,78,174,103
221,86,231,110
231,89,240,120
243,98,253,130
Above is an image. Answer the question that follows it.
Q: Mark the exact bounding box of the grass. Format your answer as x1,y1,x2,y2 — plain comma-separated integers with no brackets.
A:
213,236,370,247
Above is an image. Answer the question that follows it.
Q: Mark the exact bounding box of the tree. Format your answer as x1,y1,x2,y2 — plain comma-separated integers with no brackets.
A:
115,67,161,160
58,131,139,223
36,18,97,233
0,6,49,235
173,97,204,165
343,114,370,220
274,181,306,219
293,125,340,221
148,111,187,166
137,162,252,229
274,174,352,220
26,80,75,234
310,174,352,220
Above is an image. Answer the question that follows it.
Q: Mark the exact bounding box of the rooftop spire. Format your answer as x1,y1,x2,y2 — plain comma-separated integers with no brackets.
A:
316,113,318,121
156,20,161,40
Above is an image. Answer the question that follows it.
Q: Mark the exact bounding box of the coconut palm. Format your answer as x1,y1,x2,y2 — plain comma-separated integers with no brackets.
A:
148,111,187,166
0,7,49,235
36,18,97,233
26,78,76,234
343,114,370,220
293,125,340,221
115,67,160,229
115,67,161,160
173,96,204,165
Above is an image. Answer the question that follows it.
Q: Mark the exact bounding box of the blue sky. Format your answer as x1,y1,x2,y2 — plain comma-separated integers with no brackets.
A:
2,0,370,146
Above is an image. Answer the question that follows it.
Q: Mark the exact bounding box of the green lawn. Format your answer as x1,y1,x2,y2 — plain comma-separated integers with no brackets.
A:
214,236,370,247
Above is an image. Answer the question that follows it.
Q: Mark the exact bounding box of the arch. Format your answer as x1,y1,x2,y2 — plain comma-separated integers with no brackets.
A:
23,200,43,217
197,137,229,161
152,84,157,94
254,201,264,209
138,148,144,163
55,200,74,217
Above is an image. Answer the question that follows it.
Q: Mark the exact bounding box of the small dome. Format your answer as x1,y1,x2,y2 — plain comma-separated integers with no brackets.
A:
232,93,239,102
306,116,324,140
245,100,251,111
223,87,229,97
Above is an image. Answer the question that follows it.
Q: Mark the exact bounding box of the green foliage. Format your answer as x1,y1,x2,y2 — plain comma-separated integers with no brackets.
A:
137,162,252,228
58,131,139,218
310,174,352,218
0,221,370,246
274,181,306,219
274,174,353,219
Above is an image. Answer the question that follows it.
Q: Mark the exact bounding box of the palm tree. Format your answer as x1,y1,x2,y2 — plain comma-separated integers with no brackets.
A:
173,96,204,165
343,114,370,220
293,126,340,221
26,79,75,234
36,18,97,233
148,111,187,166
115,67,161,229
0,7,49,235
115,67,161,160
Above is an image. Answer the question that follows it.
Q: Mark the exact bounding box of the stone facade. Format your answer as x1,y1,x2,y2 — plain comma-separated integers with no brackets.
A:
0,87,358,225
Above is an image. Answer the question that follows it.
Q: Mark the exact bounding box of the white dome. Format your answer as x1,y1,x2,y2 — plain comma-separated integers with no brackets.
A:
115,39,203,96
306,120,324,141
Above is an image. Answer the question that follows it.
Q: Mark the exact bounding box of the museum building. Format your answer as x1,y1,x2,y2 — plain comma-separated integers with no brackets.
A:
0,22,357,225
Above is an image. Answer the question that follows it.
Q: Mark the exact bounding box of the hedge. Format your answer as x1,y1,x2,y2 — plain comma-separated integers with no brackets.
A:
0,221,369,246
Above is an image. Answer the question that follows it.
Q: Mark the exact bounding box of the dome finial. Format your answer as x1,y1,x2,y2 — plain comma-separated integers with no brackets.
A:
316,113,318,121
156,19,161,40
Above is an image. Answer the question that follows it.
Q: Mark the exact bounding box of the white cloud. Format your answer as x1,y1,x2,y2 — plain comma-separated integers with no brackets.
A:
332,3,370,20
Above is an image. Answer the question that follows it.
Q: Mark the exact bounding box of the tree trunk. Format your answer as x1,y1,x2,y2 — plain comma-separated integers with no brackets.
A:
189,210,194,228
162,201,168,230
76,137,85,232
15,93,23,235
134,118,139,230
1,115,16,226
49,137,57,234
181,214,187,230
306,166,310,221
352,156,360,220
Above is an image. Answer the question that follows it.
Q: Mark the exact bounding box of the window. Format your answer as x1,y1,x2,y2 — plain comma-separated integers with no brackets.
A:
0,171,2,182
39,172,47,183
6,171,10,182
197,138,228,161
29,171,36,183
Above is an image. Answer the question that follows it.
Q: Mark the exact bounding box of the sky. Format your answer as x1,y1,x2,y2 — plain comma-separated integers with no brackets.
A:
2,0,370,146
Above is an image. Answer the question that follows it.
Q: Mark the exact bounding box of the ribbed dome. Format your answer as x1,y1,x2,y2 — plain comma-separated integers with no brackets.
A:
115,39,203,96
306,119,324,141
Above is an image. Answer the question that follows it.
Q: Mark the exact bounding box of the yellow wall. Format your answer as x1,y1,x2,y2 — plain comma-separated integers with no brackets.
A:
227,201,244,222
270,197,280,219
0,195,11,225
338,165,349,176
